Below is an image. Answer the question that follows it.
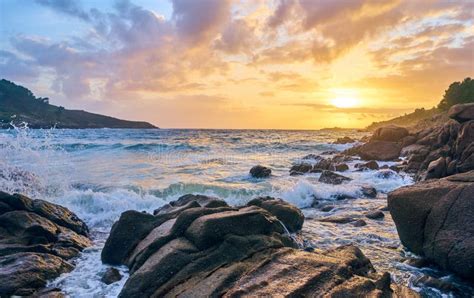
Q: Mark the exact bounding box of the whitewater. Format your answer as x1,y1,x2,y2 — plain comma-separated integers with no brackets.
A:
0,127,472,297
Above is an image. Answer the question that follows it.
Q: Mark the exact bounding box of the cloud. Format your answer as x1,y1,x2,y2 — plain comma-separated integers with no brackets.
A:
35,0,90,20
0,50,40,81
214,19,258,55
289,102,413,115
172,0,231,44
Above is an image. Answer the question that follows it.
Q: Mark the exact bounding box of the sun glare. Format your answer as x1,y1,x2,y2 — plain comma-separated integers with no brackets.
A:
330,96,359,108
329,89,360,108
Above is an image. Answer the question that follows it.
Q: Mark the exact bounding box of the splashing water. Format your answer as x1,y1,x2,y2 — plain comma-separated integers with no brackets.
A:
0,127,471,297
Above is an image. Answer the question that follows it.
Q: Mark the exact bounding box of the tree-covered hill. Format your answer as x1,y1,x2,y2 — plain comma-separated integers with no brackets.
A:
0,79,157,129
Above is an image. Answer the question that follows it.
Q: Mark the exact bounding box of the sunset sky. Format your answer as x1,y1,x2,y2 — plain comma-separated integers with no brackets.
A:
0,0,473,129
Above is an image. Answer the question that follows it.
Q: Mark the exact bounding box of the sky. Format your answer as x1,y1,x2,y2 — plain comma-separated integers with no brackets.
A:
0,0,473,129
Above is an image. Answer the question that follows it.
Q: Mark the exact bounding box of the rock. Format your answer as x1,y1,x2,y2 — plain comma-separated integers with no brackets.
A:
454,120,474,173
388,171,474,281
361,186,377,198
413,275,458,293
302,154,321,160
403,257,429,268
365,211,384,220
290,163,313,175
0,253,73,296
426,157,446,179
376,169,397,179
102,210,159,265
371,126,409,142
335,163,349,172
334,136,355,144
106,195,415,297
401,135,417,147
101,268,122,285
333,194,357,200
358,141,402,161
353,219,367,227
356,160,379,170
319,216,356,224
448,103,474,123
320,205,334,212
247,197,304,233
0,192,91,296
249,165,271,178
319,170,352,185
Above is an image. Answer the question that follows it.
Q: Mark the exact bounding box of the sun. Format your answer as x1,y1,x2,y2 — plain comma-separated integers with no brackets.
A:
330,96,359,108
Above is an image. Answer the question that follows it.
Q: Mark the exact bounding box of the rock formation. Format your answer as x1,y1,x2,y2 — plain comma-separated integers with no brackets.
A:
0,192,91,296
102,194,415,297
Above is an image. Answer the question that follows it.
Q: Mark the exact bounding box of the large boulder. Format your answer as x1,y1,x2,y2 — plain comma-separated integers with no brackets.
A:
448,103,474,123
0,192,91,296
371,125,409,142
247,197,304,233
357,141,402,161
103,195,416,297
388,171,474,281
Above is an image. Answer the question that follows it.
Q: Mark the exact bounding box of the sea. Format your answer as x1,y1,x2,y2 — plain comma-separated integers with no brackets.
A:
0,126,472,297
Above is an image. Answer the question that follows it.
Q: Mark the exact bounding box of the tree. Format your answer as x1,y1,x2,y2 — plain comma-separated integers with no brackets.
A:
438,77,474,110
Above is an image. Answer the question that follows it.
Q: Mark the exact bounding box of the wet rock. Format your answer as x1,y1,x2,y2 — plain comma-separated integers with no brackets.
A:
319,170,352,185
319,216,356,224
249,165,271,178
0,253,73,296
0,192,91,296
448,103,474,123
358,141,402,161
247,197,304,233
403,257,429,268
376,169,397,179
290,163,313,175
335,163,349,172
371,125,409,142
388,171,474,281
356,160,379,171
334,194,357,200
101,268,122,285
352,219,367,227
365,211,384,220
414,275,458,293
302,153,321,160
361,186,377,198
334,136,355,144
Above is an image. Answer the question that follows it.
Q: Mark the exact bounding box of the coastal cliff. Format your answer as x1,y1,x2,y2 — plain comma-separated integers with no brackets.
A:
0,79,157,129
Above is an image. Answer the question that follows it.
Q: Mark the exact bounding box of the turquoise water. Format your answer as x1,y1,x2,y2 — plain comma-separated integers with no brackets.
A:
0,127,471,297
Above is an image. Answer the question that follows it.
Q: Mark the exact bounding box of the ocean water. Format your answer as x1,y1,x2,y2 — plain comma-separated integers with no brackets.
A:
0,127,472,297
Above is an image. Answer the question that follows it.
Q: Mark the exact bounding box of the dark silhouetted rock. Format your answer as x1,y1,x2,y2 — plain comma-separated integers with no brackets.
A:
101,268,122,285
388,171,474,281
353,219,367,227
365,211,384,220
319,216,356,224
247,197,304,233
249,165,271,178
371,126,409,142
448,103,474,123
319,170,352,185
320,205,335,212
335,163,349,172
290,163,313,175
361,186,377,198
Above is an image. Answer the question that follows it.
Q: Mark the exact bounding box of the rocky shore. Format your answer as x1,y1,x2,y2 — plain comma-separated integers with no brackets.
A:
0,192,91,296
0,103,472,296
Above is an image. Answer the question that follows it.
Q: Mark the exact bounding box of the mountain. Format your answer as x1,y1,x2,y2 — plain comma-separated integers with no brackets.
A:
0,79,157,129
